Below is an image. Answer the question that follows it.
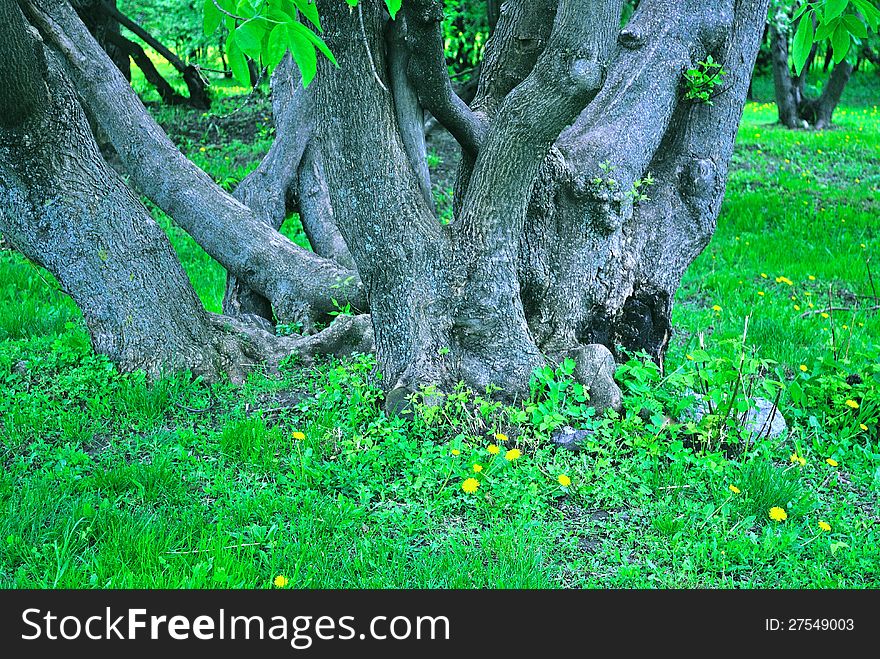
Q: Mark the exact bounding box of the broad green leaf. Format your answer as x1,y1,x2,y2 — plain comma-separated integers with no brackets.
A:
293,0,322,31
235,0,259,19
287,24,319,87
203,0,222,35
842,13,869,38
852,0,880,31
266,23,290,70
824,0,849,22
831,23,851,62
235,18,267,60
792,11,815,75
289,19,337,66
385,0,402,18
225,37,251,87
815,18,838,41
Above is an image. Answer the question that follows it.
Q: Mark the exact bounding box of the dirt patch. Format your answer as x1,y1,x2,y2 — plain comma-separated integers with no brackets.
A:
148,94,273,148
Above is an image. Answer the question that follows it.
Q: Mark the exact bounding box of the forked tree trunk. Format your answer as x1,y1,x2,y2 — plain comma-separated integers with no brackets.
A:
770,24,853,129
4,0,770,416
305,0,768,412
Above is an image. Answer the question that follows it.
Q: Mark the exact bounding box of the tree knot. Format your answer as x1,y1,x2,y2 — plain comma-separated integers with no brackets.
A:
618,29,646,50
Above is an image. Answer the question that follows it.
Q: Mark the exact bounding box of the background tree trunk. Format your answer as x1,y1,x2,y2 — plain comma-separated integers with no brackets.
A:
770,22,852,129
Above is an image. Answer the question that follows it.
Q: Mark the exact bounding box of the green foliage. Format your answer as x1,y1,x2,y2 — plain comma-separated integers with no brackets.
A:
683,55,727,105
790,0,880,75
203,0,336,87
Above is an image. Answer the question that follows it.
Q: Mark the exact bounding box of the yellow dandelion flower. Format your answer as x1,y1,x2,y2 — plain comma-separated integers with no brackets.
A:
462,478,479,494
769,506,788,522
451,449,461,456
794,305,801,311
199,146,207,153
799,456,806,467
826,458,838,467
558,474,571,487
487,444,500,455
505,448,522,461
292,431,306,441
845,400,859,409
818,521,831,532
472,464,483,473
761,273,768,279
808,275,816,281
790,452,800,464
799,364,808,372
860,423,868,431
274,575,288,587
820,312,830,319
712,305,721,312
494,433,508,442
728,485,741,495
758,291,765,297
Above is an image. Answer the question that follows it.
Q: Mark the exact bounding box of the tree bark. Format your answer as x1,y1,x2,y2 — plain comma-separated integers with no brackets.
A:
29,0,367,331
770,21,852,129
1,0,259,380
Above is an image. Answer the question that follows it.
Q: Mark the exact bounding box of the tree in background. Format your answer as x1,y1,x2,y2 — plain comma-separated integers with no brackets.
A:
769,0,879,128
3,0,771,414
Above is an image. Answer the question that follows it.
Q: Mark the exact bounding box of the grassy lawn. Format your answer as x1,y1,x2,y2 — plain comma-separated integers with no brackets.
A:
0,72,877,589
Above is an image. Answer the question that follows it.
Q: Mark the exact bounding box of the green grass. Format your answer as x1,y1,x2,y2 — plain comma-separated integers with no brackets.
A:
1,73,878,589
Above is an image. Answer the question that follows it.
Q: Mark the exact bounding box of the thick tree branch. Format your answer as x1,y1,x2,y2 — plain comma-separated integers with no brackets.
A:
0,0,49,126
387,18,435,205
400,0,487,156
29,0,367,328
456,0,622,257
471,0,559,120
558,0,735,204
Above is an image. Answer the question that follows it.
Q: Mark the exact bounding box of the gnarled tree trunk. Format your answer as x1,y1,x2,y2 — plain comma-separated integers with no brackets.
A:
770,23,852,129
4,0,770,417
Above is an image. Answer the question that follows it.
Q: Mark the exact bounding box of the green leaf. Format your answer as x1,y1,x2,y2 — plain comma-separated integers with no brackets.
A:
225,37,251,87
792,12,815,76
203,0,222,35
266,23,289,70
286,24,318,87
293,0,322,31
234,18,267,60
831,23,851,63
289,19,337,66
815,18,838,42
852,0,880,31
385,0,402,19
841,14,868,38
824,0,849,22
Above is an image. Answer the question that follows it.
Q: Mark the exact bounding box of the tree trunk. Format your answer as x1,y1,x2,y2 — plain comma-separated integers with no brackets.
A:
770,21,852,129
30,0,367,331
96,0,211,109
770,25,801,127
1,0,254,380
1,0,373,381
8,0,772,417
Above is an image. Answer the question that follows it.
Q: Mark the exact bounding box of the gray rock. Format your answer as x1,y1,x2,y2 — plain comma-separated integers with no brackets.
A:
684,392,787,441
551,425,595,452
573,344,623,413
